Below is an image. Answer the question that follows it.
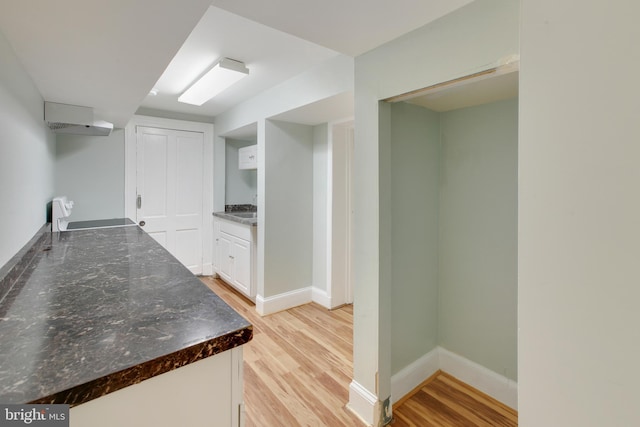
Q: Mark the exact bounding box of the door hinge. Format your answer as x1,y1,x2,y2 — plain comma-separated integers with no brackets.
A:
137,194,142,209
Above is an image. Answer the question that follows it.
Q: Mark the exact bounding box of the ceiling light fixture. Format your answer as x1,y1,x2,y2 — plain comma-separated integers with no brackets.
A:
178,57,249,106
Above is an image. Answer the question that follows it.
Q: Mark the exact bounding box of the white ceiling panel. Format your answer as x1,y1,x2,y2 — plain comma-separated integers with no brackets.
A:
210,0,475,56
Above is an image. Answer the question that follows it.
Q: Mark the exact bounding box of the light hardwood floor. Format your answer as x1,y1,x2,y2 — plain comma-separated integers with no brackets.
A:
202,277,364,426
203,277,518,427
392,371,518,427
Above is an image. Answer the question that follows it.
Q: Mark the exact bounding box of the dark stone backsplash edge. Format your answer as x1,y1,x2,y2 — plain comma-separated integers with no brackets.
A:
29,326,253,407
225,204,257,212
0,223,50,306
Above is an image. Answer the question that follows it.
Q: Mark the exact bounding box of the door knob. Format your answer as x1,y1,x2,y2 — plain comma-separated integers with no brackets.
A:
139,220,146,227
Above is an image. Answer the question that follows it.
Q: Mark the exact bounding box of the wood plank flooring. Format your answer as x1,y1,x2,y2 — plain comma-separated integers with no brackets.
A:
202,277,363,426
392,371,518,427
202,277,518,427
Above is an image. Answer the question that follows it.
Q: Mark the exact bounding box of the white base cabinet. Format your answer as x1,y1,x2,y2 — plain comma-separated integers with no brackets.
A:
71,347,245,427
214,218,256,300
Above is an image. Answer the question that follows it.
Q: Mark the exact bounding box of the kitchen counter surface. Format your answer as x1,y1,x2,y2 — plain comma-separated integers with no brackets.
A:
213,211,257,226
0,225,252,406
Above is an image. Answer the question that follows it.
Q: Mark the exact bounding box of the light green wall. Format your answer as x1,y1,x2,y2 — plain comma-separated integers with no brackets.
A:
263,120,313,297
225,138,257,205
54,130,125,221
388,98,517,381
438,98,518,381
390,103,440,375
0,29,55,267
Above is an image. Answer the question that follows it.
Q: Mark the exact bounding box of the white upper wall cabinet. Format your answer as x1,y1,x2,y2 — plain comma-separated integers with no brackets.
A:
238,145,257,170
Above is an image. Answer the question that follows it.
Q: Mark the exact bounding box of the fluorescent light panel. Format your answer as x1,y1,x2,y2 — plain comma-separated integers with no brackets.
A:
178,58,249,106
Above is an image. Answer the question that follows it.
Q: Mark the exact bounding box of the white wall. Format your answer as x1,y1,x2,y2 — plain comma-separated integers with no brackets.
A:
55,130,125,221
351,0,519,421
0,29,55,268
225,138,257,206
214,55,353,137
214,54,354,311
519,1,640,425
213,54,353,215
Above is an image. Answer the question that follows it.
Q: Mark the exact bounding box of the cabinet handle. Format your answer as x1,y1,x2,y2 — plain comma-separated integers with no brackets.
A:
137,195,142,209
249,155,255,159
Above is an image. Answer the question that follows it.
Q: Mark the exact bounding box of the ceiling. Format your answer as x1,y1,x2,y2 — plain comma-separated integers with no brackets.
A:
209,0,474,57
140,7,340,119
0,0,475,128
0,0,213,128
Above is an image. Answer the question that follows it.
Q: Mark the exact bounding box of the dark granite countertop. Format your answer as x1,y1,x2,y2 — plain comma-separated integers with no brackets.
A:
0,225,252,406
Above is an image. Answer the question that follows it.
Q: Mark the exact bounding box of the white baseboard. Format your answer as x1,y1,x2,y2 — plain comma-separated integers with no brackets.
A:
391,347,440,404
347,380,380,427
202,263,213,276
438,347,518,410
390,347,518,410
255,287,312,316
311,287,331,308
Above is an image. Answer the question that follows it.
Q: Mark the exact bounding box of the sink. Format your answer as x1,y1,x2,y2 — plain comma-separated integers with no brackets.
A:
228,212,257,219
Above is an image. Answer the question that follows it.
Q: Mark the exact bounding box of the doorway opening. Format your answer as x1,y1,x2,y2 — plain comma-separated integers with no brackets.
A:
124,115,214,275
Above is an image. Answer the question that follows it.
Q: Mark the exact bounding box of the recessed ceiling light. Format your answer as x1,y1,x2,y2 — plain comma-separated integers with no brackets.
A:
149,88,159,96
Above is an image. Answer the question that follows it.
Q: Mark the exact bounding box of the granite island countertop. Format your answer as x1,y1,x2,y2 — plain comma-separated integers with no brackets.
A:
0,225,252,406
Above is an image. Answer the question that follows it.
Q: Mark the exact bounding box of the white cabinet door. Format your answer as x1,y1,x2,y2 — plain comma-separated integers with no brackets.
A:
70,347,244,427
213,218,256,299
232,238,251,295
218,231,234,284
213,220,221,272
238,145,257,170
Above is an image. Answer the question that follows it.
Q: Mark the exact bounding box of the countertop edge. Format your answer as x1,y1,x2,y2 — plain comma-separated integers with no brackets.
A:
28,325,253,407
212,212,257,226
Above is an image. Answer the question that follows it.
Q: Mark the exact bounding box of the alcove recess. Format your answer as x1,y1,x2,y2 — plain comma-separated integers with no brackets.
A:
386,58,520,409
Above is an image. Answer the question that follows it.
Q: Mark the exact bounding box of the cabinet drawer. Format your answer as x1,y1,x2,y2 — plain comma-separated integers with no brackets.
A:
218,218,252,241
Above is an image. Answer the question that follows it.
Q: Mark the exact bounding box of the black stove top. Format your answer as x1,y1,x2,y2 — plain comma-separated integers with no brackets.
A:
66,218,136,230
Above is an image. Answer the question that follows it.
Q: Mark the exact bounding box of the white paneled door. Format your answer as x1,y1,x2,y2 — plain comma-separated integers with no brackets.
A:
136,126,204,274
